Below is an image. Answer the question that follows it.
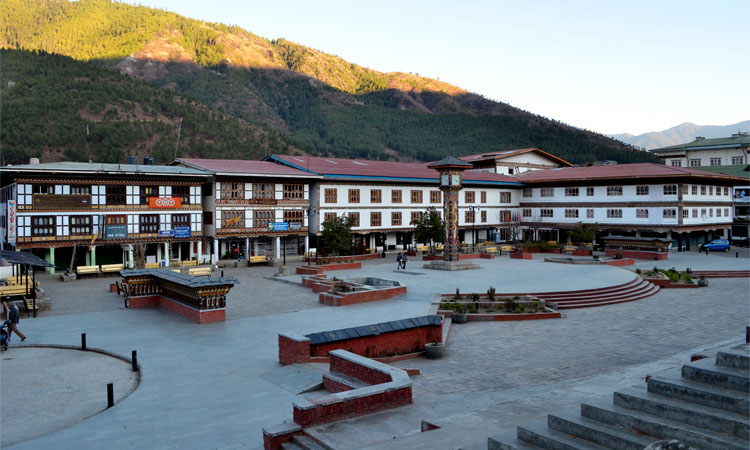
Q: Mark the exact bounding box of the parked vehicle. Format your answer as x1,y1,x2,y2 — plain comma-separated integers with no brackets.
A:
701,239,731,252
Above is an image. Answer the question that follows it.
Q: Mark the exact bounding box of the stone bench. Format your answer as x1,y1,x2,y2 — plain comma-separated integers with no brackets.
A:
76,265,100,277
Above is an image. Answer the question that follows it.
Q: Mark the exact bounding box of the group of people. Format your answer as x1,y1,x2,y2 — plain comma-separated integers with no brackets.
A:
395,252,409,270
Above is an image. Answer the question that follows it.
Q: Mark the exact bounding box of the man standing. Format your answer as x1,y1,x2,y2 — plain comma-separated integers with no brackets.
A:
396,252,403,270
6,301,25,341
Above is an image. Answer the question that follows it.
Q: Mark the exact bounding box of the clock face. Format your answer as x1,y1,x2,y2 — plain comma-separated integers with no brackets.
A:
441,174,449,186
451,174,460,186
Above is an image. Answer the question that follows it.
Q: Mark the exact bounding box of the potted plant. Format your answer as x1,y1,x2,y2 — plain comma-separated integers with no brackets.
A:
697,276,709,287
452,302,468,323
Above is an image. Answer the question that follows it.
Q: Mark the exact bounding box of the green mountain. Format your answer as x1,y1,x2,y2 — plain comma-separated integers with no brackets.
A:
1,0,657,165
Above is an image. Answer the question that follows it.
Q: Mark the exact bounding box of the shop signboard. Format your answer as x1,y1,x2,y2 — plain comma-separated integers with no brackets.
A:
7,200,16,245
148,197,182,208
289,222,302,231
158,229,175,237
174,226,190,238
270,222,289,232
106,224,127,239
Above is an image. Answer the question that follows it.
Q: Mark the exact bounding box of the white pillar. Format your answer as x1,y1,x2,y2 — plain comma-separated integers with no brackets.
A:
253,240,259,256
212,240,218,264
197,241,203,263
128,248,134,269
163,242,169,267
157,244,162,265
275,236,281,260
245,238,250,259
304,235,310,255
178,243,182,262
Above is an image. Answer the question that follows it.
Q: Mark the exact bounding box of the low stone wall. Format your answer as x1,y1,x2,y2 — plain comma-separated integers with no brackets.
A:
606,249,668,260
279,316,441,364
319,285,406,306
441,310,561,321
510,252,532,260
648,279,699,289
296,262,362,275
304,253,379,263
291,350,412,426
128,295,226,323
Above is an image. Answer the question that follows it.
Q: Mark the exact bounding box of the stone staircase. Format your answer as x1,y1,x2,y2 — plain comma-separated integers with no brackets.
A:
280,433,329,450
534,278,660,310
489,342,750,449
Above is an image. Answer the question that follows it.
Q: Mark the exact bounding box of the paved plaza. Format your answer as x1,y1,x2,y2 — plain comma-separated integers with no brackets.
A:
0,250,748,449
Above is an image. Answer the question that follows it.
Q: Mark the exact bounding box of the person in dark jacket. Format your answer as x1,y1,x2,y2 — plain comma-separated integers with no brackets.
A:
5,301,25,341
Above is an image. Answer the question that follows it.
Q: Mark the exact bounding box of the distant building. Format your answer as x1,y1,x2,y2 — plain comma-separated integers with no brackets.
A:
650,133,749,168
458,147,572,175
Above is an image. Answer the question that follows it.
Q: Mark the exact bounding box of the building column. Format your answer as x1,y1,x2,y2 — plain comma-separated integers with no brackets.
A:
128,247,134,269
212,239,218,264
163,242,169,267
48,247,55,274
177,243,182,262
253,240,259,256
245,238,250,259
90,246,96,266
197,240,203,263
156,244,162,265
304,235,310,255
275,236,281,260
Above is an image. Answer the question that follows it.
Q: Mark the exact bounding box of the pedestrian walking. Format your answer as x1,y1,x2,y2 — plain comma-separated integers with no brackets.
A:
396,252,403,270
402,254,408,270
5,301,25,341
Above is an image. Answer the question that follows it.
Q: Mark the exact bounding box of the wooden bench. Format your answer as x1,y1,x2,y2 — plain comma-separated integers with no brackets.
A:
563,245,577,253
181,260,199,267
500,245,513,254
22,296,38,317
76,265,100,277
4,279,40,287
101,263,124,274
0,285,33,298
188,267,212,277
416,245,430,252
248,255,269,265
548,241,558,246
144,262,161,269
485,246,498,254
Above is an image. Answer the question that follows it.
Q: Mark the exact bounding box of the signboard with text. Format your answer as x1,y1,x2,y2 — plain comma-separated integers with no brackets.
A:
7,200,16,245
270,222,289,232
148,197,182,208
158,229,175,237
289,222,302,231
174,226,190,238
105,224,127,239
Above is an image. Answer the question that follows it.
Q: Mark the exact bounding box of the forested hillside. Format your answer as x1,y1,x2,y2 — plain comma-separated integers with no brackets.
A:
1,0,657,165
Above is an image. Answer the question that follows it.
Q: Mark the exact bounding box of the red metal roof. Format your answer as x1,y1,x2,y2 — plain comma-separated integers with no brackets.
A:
267,155,520,184
516,163,741,183
175,158,320,177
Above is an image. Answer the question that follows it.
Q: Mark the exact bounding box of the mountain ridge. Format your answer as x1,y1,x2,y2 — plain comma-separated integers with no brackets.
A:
611,120,750,150
1,0,657,165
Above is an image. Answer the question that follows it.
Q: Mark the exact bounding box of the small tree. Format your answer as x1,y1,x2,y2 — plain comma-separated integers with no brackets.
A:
321,215,353,256
411,207,444,253
569,222,597,245
498,210,523,251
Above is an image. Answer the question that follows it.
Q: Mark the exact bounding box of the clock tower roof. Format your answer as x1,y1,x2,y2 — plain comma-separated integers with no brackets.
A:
427,157,473,170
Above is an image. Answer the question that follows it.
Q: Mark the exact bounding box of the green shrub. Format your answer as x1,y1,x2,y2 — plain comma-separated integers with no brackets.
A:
487,286,496,301
454,288,461,300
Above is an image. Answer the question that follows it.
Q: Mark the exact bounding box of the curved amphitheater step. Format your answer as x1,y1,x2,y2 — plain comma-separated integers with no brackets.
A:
487,341,750,450
491,277,660,310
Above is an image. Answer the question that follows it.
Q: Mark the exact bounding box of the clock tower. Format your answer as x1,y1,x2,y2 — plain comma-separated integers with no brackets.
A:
427,157,474,263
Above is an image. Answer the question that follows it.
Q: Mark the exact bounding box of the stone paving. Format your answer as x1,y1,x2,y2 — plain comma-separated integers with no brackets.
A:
0,250,747,449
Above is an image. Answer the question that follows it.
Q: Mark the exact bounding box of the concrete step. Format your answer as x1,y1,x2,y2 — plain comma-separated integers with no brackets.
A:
517,422,611,450
556,285,660,310
537,280,646,302
533,278,643,299
682,357,750,392
281,441,302,450
648,371,749,415
716,345,750,370
548,282,655,305
292,434,328,450
488,429,543,449
613,386,749,440
581,399,749,450
323,370,370,390
547,414,653,449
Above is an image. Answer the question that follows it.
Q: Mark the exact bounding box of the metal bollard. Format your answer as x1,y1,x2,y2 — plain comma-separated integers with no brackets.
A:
746,326,749,344
81,333,87,350
736,252,739,258
107,383,114,408
131,350,139,372
221,270,224,278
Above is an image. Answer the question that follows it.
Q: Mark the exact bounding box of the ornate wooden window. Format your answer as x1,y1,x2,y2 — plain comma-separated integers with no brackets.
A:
221,183,243,201
324,188,337,203
172,186,190,204
586,209,594,218
586,187,594,196
370,189,382,203
107,185,126,205
70,215,92,235
606,209,622,218
32,184,54,194
499,192,511,203
348,189,360,203
283,184,303,200
701,185,706,195
221,211,244,229
564,209,578,218
689,159,701,167
464,210,475,223
139,214,159,233
480,191,487,203
370,212,382,227
464,191,475,203
691,185,697,195
348,212,360,227
636,209,649,218
663,185,677,195
106,215,126,225
70,185,91,195
481,210,487,222
607,186,622,196
540,209,553,218
324,213,337,223
172,214,190,228
565,187,579,197
391,211,402,226
636,186,649,195
522,209,531,217
140,186,158,205
392,190,402,203
710,157,722,166
540,188,554,197
411,211,422,224
253,183,274,200
411,190,423,204
663,209,676,218
430,190,441,204
522,189,532,197
31,216,55,236
283,210,304,224
253,210,274,229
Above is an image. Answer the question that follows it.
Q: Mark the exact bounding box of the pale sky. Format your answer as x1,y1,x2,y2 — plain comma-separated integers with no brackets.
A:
128,0,749,136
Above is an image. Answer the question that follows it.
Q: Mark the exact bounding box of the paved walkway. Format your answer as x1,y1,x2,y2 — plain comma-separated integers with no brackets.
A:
1,250,748,449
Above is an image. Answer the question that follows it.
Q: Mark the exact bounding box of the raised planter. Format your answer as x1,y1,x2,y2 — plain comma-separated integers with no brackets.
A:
452,313,468,323
296,262,362,275
606,249,668,260
424,342,445,359
510,252,532,260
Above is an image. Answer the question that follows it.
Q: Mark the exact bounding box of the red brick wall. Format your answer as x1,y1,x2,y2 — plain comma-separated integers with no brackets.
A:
330,354,392,384
129,295,225,323
319,285,406,306
510,252,532,260
572,249,592,256
292,386,411,426
605,259,635,266
278,335,311,365
296,262,362,275
323,377,354,393
128,295,160,308
310,325,442,359
606,249,668,260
